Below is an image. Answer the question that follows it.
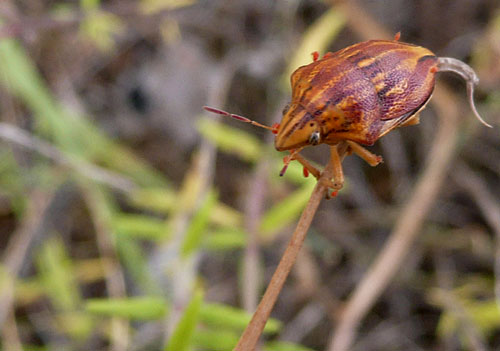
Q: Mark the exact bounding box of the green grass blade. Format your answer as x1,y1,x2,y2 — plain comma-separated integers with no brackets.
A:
0,39,79,150
197,117,262,162
283,7,346,88
203,227,247,251
192,328,239,350
200,303,281,334
116,236,160,295
129,187,177,213
112,213,168,241
86,297,168,320
165,288,203,351
0,37,168,187
36,236,81,311
259,181,316,239
181,190,217,257
264,341,316,351
36,235,93,339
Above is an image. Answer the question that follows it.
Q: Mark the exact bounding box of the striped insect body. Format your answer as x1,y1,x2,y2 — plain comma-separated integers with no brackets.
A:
204,36,491,187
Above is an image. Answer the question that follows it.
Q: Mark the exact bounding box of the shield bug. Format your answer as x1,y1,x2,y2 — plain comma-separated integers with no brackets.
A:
204,35,492,194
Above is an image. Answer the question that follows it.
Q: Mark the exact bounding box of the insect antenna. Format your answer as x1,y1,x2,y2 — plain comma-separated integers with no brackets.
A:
437,57,493,128
203,106,280,134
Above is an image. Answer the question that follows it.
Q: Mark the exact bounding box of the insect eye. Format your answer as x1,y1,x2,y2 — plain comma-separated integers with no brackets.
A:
308,131,320,145
282,103,290,115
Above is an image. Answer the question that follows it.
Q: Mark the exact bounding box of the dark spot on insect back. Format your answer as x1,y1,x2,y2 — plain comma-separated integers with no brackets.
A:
327,95,346,110
362,62,384,78
417,55,437,63
376,68,409,105
376,83,392,99
347,52,371,65
341,121,352,129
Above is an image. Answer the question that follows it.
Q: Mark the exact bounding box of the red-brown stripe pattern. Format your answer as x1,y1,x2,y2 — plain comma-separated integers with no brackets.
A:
275,40,438,149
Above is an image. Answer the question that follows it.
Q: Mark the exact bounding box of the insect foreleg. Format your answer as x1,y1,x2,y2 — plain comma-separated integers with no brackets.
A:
346,141,383,167
293,154,322,179
329,145,345,190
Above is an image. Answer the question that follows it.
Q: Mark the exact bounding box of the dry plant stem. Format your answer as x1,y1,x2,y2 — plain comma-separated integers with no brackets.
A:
234,144,347,351
333,0,392,41
242,160,269,312
84,187,129,351
294,154,322,179
2,311,23,351
0,122,136,193
432,289,487,351
453,164,500,309
158,58,241,346
433,255,487,351
328,86,460,351
241,99,290,314
0,191,52,329
234,171,329,351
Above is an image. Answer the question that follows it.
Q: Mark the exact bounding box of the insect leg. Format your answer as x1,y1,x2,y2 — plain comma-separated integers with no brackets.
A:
345,140,383,167
329,145,344,190
293,154,322,179
399,113,420,127
290,153,339,192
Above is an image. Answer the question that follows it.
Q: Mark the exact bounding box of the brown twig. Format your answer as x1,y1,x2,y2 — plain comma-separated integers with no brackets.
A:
430,288,488,351
242,160,268,313
452,163,500,310
2,311,23,351
0,122,136,193
234,144,348,351
154,55,243,347
241,97,289,314
0,191,52,329
432,250,487,351
83,187,129,351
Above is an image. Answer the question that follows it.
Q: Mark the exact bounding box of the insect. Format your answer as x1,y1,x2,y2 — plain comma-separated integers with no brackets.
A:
204,34,492,195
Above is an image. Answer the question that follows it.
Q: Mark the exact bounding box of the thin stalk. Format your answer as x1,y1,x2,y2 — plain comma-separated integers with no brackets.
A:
234,144,348,351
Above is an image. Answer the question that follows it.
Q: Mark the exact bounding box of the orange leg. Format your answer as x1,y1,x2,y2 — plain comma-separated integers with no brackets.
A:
289,152,339,191
294,154,322,179
399,113,420,128
284,145,349,194
346,140,383,167
329,145,344,190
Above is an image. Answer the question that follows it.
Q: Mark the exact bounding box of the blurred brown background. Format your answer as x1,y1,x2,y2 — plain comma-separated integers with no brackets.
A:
1,1,500,350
